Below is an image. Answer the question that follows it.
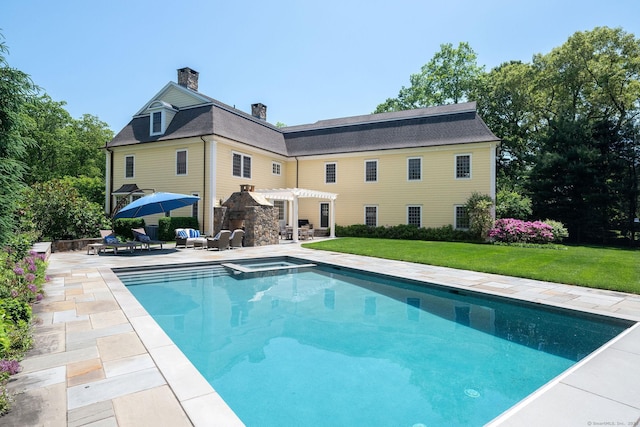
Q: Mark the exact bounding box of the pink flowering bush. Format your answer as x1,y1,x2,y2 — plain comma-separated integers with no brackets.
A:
1,251,47,304
488,218,556,244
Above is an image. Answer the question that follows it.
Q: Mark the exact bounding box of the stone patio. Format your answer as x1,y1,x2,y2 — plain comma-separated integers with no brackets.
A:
2,240,639,426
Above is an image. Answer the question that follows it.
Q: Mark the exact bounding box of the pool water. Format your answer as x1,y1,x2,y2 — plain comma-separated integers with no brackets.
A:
118,260,632,426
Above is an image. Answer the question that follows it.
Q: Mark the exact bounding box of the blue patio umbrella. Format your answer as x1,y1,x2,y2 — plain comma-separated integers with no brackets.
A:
113,192,200,219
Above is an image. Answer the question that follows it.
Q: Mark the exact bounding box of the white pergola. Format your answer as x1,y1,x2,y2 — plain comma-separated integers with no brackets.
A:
255,188,337,242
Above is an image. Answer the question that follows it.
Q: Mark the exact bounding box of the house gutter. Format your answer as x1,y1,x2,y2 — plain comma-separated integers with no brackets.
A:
104,144,113,215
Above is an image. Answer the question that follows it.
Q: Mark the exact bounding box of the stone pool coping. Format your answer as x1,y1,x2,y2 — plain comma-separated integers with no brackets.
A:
4,241,640,426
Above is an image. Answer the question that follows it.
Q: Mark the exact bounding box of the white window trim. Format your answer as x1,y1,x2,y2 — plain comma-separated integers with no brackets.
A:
407,157,422,182
455,154,472,180
364,159,378,183
364,205,378,227
325,162,337,184
176,149,188,176
124,155,135,179
272,161,282,176
232,151,252,179
150,110,165,136
407,205,422,227
454,205,470,230
319,202,330,228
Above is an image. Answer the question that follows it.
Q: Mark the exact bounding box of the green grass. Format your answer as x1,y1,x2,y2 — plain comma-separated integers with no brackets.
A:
302,238,640,294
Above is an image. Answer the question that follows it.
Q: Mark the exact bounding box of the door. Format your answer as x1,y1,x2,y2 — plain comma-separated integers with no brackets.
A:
320,202,329,228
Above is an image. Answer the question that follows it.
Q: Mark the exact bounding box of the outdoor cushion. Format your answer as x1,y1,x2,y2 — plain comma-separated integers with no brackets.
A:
188,229,200,238
177,229,188,238
104,236,119,244
139,235,151,243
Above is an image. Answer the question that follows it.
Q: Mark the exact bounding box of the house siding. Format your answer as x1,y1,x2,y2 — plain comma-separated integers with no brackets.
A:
294,143,494,228
161,86,205,109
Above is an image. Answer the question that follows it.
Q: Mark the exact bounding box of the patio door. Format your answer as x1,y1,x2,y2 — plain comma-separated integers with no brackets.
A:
320,202,329,228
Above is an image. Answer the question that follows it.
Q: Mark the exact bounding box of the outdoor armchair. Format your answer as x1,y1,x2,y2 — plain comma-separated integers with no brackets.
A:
207,230,231,251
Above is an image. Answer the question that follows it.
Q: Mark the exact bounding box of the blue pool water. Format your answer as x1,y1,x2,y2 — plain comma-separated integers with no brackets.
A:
117,259,632,426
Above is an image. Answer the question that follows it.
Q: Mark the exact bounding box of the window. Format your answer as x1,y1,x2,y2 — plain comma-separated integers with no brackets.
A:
176,150,187,175
272,162,282,176
365,160,378,182
455,206,470,229
325,163,336,184
364,206,377,227
407,206,421,227
456,154,471,179
151,111,162,134
125,155,134,178
233,152,251,178
408,157,421,181
274,200,285,221
191,193,199,219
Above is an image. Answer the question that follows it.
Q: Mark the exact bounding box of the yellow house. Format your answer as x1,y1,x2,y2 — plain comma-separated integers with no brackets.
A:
106,67,499,237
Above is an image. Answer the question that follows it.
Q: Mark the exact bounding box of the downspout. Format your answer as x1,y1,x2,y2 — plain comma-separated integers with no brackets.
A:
104,144,113,215
201,136,206,231
295,157,299,188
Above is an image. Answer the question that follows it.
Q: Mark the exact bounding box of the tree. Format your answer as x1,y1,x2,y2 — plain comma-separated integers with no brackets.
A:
375,42,484,113
20,96,112,184
0,36,38,246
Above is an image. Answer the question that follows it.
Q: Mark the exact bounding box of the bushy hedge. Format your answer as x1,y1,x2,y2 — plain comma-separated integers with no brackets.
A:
0,249,48,414
158,217,199,241
113,218,146,240
335,224,472,242
488,218,562,244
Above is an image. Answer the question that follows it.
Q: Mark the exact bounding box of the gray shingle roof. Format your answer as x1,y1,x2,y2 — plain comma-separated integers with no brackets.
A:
108,92,498,157
282,102,498,156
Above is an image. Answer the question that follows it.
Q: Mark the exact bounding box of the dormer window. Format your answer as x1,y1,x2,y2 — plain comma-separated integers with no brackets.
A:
147,101,177,136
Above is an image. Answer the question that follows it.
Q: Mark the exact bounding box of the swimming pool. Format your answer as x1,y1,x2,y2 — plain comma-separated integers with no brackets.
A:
117,258,633,426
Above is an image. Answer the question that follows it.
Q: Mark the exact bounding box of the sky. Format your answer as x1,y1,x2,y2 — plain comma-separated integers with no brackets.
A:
4,0,640,133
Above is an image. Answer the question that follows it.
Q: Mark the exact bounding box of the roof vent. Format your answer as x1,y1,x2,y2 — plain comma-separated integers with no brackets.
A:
251,103,267,121
177,67,199,91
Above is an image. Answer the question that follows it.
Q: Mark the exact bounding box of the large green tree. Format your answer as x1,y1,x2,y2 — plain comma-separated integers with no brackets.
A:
375,42,484,112
0,38,38,246
21,95,112,184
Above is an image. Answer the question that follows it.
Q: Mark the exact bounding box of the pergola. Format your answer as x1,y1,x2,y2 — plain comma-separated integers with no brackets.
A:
255,188,338,243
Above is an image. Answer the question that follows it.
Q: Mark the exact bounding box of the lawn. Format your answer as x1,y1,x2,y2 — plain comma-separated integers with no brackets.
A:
302,238,640,294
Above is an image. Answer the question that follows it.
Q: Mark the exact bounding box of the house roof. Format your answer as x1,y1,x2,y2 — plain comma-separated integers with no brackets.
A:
281,102,498,156
107,84,498,156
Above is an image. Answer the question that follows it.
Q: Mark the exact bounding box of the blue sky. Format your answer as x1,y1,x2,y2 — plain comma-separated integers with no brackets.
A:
4,0,640,132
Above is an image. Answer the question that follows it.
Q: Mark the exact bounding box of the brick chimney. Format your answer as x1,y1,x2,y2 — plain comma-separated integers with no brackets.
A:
177,67,199,91
251,103,267,120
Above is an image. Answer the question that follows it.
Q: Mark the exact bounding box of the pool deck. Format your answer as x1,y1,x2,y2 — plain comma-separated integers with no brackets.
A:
3,240,640,426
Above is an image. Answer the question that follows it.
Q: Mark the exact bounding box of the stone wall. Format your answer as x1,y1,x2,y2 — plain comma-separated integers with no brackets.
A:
214,191,279,246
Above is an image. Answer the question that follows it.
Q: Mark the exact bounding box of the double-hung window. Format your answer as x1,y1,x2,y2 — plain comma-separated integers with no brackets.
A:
325,163,336,184
455,206,470,229
191,192,199,218
407,206,421,227
125,155,134,178
365,160,378,182
151,111,162,135
176,150,187,175
364,206,378,227
455,154,471,179
233,152,251,179
407,157,421,181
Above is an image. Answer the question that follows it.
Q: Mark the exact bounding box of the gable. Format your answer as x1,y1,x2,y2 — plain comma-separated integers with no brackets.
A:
134,82,212,116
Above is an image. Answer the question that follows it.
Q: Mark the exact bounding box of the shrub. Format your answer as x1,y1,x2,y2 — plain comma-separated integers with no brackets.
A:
113,218,146,240
465,193,494,241
488,218,555,244
495,189,532,219
543,219,569,243
335,224,471,242
158,217,199,241
22,180,111,240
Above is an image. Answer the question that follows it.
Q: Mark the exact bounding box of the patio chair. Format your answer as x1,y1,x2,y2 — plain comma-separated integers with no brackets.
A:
207,230,231,251
229,229,245,249
131,228,165,250
175,228,206,248
99,230,138,254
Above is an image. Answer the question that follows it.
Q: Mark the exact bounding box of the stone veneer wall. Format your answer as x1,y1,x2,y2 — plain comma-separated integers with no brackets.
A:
214,192,279,247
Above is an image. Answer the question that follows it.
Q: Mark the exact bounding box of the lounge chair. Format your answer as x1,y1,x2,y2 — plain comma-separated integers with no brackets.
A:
175,228,206,248
99,230,138,254
207,230,231,251
131,228,165,250
229,229,245,249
